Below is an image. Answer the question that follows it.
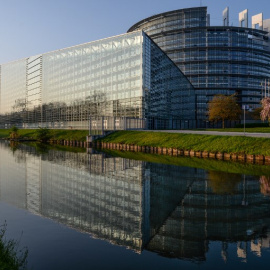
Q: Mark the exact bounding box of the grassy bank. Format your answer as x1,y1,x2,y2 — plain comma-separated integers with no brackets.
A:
102,149,270,176
98,131,270,156
0,129,88,141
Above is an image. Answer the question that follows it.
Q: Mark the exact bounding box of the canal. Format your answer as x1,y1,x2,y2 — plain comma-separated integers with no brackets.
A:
0,141,270,269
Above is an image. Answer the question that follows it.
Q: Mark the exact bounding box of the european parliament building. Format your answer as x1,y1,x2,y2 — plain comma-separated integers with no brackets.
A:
1,6,270,130
128,7,270,126
0,31,195,130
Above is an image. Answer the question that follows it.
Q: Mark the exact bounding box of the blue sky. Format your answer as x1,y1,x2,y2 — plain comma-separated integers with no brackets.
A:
0,0,269,63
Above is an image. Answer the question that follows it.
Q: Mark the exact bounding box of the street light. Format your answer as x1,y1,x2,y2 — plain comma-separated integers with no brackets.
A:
242,105,247,136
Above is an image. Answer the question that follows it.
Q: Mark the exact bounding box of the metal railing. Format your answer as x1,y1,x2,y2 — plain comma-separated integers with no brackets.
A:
89,116,146,135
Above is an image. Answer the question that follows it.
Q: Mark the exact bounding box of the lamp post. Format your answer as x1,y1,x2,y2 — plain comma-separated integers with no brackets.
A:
242,105,246,136
244,105,245,136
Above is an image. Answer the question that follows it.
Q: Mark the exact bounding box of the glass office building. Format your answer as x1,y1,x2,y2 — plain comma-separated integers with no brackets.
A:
0,31,195,130
128,7,270,126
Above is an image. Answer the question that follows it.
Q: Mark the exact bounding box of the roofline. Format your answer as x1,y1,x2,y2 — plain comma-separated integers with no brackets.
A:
143,25,269,37
0,30,143,66
128,7,269,35
127,6,207,33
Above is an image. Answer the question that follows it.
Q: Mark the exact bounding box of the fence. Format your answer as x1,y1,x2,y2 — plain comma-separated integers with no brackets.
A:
89,116,198,134
89,117,146,135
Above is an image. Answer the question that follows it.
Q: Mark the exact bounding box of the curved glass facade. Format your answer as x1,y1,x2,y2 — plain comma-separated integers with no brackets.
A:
128,7,270,125
0,31,195,129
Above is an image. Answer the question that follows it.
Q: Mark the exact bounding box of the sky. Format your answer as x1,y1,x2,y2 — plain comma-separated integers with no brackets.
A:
0,0,270,63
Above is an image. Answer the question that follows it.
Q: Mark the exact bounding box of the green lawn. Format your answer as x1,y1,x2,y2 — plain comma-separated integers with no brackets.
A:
0,129,88,141
1,128,270,156
0,129,34,138
98,130,270,156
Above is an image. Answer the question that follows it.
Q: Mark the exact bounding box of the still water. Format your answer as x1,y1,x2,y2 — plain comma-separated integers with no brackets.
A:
0,141,270,269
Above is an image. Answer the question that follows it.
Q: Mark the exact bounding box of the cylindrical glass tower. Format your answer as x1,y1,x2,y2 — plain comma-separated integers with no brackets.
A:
128,7,270,126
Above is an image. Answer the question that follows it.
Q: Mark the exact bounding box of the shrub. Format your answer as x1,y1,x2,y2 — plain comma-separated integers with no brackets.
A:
235,123,268,128
9,126,19,140
0,223,28,269
34,128,52,142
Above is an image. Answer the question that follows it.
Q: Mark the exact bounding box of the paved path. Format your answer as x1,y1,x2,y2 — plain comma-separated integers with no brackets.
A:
141,130,270,138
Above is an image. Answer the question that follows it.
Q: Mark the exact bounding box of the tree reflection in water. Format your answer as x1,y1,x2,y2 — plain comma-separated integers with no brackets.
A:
208,171,242,194
260,176,270,196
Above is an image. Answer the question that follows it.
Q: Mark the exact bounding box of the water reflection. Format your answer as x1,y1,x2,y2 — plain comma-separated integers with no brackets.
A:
0,141,270,264
260,176,270,196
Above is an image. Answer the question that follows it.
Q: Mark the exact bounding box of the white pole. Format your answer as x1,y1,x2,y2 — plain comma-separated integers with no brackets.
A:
265,79,267,98
89,117,91,135
244,105,246,136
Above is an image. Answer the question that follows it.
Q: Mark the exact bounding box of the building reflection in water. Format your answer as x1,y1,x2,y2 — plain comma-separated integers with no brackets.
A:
0,142,270,262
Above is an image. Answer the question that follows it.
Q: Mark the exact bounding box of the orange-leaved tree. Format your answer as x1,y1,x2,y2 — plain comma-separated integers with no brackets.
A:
208,94,241,128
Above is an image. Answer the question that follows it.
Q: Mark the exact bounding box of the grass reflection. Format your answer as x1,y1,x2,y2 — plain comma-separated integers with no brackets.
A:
100,149,270,177
23,142,86,154
208,171,242,194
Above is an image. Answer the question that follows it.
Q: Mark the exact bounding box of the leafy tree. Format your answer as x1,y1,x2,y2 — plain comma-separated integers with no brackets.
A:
260,97,270,124
250,106,262,120
34,128,52,142
208,94,241,128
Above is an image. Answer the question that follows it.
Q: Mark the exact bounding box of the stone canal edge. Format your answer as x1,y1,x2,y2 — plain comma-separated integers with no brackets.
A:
4,138,269,165
92,141,269,165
